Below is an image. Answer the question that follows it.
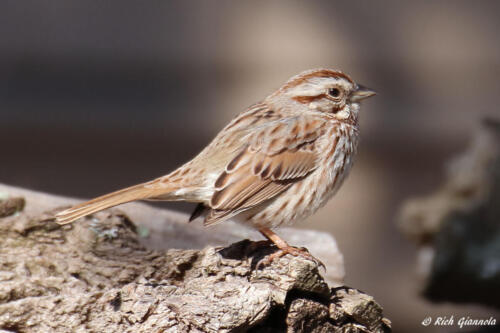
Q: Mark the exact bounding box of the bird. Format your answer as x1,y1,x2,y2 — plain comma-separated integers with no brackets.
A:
55,68,375,265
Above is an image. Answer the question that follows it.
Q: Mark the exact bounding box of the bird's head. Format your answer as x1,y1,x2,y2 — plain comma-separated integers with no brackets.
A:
268,69,375,123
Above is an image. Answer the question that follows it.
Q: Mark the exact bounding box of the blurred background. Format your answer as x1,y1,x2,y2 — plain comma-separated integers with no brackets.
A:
1,1,499,331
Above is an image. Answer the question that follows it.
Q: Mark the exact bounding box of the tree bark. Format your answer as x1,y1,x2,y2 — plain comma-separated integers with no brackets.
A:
0,184,390,332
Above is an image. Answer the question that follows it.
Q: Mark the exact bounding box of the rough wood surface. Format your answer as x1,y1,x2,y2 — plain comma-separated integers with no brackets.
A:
0,184,390,332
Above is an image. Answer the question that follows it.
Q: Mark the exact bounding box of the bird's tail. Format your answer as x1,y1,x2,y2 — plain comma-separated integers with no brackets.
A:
55,181,176,225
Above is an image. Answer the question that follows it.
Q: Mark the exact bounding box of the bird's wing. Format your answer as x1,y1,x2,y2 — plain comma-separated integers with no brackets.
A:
204,115,326,225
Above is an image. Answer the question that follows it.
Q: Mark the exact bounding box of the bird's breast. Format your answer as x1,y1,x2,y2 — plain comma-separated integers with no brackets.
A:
241,122,359,229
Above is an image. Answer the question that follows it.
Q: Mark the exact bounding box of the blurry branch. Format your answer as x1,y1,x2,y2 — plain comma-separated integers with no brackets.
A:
399,118,500,308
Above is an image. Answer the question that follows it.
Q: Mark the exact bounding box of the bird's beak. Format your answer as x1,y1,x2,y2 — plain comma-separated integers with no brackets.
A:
350,84,376,102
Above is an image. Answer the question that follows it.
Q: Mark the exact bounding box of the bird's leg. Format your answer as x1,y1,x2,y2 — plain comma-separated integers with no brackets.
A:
258,227,324,269
258,227,290,249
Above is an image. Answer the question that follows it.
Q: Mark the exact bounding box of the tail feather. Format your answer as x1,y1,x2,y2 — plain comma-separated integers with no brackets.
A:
55,182,174,225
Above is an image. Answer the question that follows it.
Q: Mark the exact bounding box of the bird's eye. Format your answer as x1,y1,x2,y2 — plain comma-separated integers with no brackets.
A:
328,88,341,98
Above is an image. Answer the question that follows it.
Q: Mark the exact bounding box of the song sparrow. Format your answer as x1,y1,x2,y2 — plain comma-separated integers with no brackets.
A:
56,69,375,264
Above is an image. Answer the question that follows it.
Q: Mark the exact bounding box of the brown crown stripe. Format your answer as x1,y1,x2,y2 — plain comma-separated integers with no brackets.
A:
283,69,354,90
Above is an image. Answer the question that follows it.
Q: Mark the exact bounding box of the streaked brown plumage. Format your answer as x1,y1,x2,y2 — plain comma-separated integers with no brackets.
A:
55,69,375,263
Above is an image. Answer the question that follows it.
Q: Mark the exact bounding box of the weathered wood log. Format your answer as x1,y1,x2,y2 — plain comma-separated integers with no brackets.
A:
399,119,500,308
0,184,390,332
